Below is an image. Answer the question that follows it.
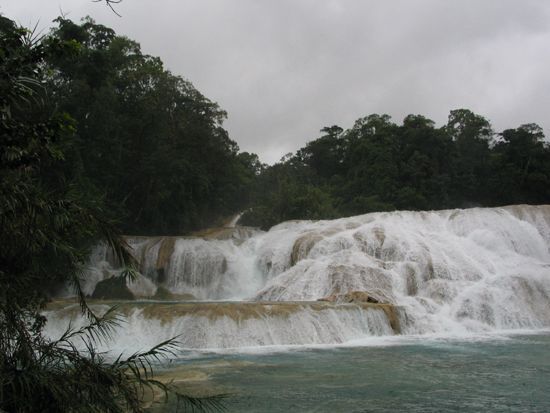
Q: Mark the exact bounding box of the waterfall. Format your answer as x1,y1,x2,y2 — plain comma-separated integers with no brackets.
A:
48,205,550,351
254,205,550,333
43,302,397,352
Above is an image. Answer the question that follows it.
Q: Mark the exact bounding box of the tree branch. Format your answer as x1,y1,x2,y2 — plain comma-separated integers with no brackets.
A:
93,0,122,17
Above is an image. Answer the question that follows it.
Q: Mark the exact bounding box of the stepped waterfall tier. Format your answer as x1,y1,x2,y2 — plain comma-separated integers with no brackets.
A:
44,301,398,353
47,205,550,352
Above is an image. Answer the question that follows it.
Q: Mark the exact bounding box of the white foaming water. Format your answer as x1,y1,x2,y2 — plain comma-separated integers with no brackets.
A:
76,228,264,300
163,237,264,299
48,205,550,351
42,302,395,353
255,205,550,334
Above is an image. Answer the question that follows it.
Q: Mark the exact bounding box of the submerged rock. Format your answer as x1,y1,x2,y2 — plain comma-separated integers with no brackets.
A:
152,286,196,301
255,262,395,303
318,291,381,304
290,232,323,266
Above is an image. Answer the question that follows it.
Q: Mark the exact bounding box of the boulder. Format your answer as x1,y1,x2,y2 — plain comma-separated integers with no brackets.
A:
91,276,135,300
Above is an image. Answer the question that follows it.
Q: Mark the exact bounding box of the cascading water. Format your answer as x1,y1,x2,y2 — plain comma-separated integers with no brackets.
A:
253,205,550,334
46,205,550,351
43,302,397,353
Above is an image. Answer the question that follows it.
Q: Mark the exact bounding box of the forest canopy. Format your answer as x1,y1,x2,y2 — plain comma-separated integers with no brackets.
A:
241,111,550,229
42,16,260,235
2,14,549,237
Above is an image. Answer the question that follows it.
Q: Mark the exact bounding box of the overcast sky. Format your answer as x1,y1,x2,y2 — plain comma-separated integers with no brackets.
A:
3,0,550,164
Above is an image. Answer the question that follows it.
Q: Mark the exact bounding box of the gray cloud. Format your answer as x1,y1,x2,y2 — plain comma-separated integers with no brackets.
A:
3,0,550,163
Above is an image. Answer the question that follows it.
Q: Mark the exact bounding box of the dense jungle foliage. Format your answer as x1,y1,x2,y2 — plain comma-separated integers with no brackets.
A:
3,16,547,236
41,17,260,235
242,112,550,229
0,15,225,412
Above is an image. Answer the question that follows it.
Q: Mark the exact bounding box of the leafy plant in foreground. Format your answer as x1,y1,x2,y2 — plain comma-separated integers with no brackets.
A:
0,15,224,412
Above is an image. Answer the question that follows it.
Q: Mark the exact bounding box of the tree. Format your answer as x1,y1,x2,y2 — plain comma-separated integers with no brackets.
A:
44,17,254,235
397,114,453,209
446,109,492,205
244,108,549,225
298,125,345,180
488,123,550,204
0,16,222,412
340,114,399,214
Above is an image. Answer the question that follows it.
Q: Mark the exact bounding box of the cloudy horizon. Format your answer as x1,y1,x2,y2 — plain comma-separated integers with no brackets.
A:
3,0,550,164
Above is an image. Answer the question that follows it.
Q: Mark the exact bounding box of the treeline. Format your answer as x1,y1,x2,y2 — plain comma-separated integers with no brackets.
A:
41,17,261,235
3,16,549,237
242,111,550,229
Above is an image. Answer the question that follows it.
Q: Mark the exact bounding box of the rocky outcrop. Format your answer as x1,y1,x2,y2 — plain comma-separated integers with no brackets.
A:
191,226,259,245
155,237,176,283
91,276,135,300
290,233,322,266
255,262,396,303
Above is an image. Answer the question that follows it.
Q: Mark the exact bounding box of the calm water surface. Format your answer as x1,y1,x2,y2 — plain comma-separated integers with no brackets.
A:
153,333,550,412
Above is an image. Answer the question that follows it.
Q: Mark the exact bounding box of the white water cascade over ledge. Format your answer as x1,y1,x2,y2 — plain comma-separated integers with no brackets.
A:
44,205,550,352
